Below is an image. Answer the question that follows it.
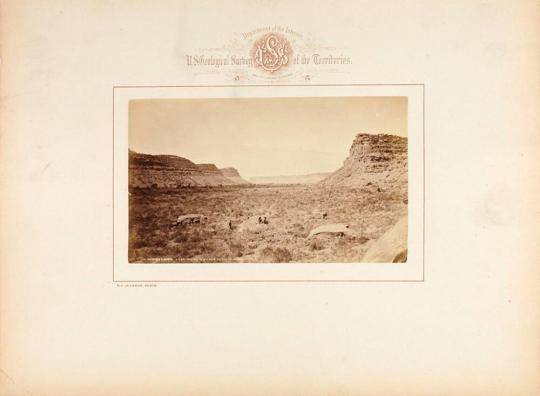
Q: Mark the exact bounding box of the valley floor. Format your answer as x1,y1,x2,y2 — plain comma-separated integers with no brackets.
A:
129,184,407,263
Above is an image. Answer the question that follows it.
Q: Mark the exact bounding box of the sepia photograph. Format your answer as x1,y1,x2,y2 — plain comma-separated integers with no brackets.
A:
128,96,408,264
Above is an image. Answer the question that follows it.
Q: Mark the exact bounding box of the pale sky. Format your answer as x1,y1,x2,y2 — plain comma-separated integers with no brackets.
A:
129,96,407,178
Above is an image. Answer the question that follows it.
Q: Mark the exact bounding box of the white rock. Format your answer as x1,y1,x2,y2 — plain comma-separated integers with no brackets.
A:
308,223,351,239
362,217,407,262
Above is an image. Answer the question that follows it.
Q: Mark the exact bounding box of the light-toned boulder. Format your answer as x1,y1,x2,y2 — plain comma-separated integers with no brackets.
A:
362,216,407,263
237,216,270,233
308,223,351,239
175,214,207,225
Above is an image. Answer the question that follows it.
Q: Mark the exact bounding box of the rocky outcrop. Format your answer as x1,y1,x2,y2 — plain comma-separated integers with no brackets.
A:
129,150,235,187
250,172,332,185
320,133,407,193
219,167,250,185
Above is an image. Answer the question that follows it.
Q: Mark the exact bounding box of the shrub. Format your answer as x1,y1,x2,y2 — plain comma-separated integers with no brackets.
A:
260,247,293,263
272,247,292,263
228,241,244,258
174,234,188,243
310,239,324,251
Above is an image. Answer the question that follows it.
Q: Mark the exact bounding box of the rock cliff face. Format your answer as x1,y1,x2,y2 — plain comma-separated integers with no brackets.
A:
196,163,222,173
320,133,407,193
129,151,236,187
219,167,250,185
194,163,238,186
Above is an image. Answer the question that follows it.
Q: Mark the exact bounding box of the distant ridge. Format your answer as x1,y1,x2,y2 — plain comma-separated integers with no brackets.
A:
196,163,222,172
220,167,251,185
129,150,236,187
250,172,332,185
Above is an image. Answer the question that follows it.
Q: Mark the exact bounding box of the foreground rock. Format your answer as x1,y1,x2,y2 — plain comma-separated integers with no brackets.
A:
362,216,407,263
237,216,271,233
308,223,351,238
175,214,207,225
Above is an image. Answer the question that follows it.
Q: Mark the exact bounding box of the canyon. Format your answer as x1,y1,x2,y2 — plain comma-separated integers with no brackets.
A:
128,133,408,263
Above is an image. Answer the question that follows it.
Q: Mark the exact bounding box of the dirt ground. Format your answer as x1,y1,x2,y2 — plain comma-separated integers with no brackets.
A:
129,184,407,263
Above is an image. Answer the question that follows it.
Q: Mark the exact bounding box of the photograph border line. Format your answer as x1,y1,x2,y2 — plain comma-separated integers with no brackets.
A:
112,83,425,283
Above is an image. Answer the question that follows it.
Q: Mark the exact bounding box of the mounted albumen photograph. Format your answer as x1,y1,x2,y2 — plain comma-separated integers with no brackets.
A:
128,96,408,263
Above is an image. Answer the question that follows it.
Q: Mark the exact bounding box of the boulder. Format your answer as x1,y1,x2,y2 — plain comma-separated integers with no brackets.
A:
237,216,270,233
362,216,407,262
175,214,207,225
308,223,351,239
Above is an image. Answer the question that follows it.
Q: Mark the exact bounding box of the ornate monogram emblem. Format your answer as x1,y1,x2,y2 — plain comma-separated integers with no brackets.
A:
251,33,292,73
